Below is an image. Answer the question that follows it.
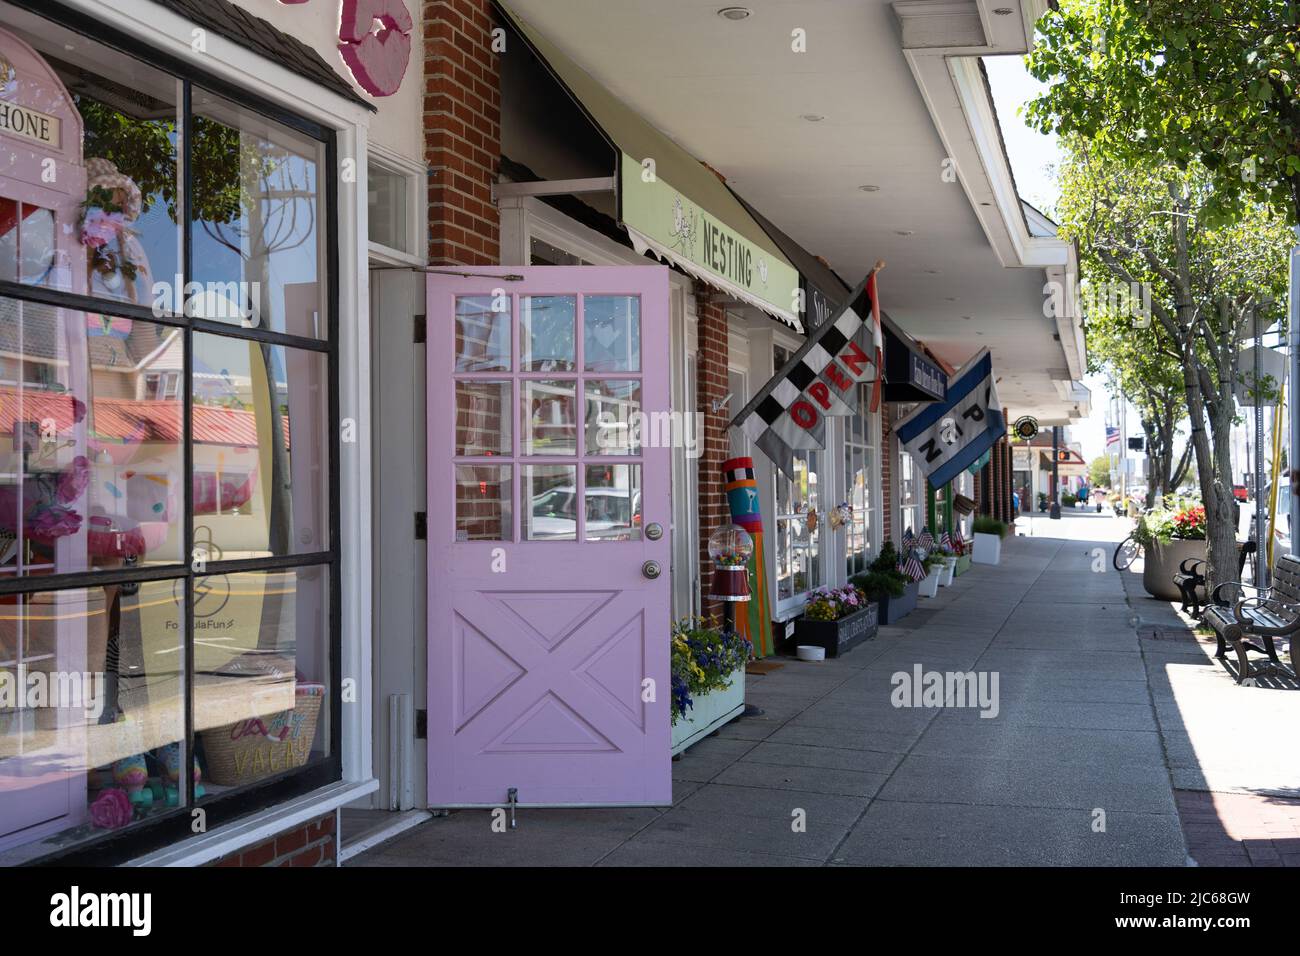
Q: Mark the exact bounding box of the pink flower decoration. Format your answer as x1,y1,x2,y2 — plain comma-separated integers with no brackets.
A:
57,456,90,504
80,208,123,249
26,504,82,541
89,788,133,829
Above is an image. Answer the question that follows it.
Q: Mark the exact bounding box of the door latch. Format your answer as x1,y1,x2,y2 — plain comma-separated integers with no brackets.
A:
506,787,518,830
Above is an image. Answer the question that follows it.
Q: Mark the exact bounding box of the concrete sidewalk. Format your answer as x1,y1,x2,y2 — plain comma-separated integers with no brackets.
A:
351,514,1191,867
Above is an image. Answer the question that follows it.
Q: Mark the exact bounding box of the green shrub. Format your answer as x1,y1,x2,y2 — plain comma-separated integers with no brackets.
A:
972,516,1008,537
851,570,907,601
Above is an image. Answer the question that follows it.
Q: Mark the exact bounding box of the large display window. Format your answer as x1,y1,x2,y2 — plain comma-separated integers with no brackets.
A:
0,3,339,864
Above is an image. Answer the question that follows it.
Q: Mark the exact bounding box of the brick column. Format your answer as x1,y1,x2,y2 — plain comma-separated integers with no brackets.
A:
1002,440,1014,522
880,406,893,545
424,0,501,265
696,287,729,619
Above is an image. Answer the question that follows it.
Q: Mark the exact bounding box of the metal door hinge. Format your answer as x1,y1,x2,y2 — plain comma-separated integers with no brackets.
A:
415,709,427,739
415,512,427,539
413,314,426,343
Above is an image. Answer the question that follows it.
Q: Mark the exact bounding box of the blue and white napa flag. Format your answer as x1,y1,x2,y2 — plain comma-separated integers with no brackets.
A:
894,348,1004,489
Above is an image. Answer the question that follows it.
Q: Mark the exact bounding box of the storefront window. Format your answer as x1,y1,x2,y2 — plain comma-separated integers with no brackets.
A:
844,385,876,577
0,4,337,864
773,345,820,606
899,450,922,535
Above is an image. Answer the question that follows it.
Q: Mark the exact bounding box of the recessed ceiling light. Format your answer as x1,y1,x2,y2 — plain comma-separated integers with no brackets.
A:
895,229,914,236
859,185,880,192
801,114,826,122
945,296,958,301
924,268,939,274
962,315,972,320
993,7,1014,15
718,6,753,20
979,201,992,206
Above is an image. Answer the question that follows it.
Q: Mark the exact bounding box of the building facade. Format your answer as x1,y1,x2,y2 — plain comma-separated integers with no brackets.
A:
0,0,1085,865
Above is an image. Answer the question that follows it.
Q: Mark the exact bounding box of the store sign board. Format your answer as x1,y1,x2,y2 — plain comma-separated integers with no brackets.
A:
0,97,60,147
620,152,799,319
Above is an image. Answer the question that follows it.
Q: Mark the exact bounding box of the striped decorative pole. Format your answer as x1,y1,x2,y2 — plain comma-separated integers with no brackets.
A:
722,457,774,658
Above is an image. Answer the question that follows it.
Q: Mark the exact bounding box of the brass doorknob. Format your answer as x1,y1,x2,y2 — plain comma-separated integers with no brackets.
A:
641,560,661,579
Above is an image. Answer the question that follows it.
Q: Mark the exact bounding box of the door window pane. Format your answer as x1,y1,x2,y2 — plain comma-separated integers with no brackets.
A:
455,464,512,541
521,380,577,455
585,379,641,456
192,334,329,560
583,295,640,372
585,464,641,541
456,381,511,456
190,91,325,338
524,465,577,540
367,162,408,252
0,299,185,579
194,566,329,796
0,584,184,863
520,295,575,372
455,295,510,372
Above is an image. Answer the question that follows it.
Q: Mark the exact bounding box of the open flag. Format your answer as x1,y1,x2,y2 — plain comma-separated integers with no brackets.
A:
864,270,884,413
731,264,886,479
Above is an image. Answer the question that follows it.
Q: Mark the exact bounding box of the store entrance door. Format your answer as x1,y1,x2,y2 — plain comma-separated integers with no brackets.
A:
426,266,672,807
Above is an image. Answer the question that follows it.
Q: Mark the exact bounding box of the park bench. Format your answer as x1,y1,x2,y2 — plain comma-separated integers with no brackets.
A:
1202,552,1300,684
1171,541,1254,619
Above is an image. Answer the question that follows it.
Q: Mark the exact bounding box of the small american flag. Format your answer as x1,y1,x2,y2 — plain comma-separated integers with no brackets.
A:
899,549,928,582
916,528,935,553
901,528,915,550
951,527,965,554
939,531,952,551
1106,426,1120,448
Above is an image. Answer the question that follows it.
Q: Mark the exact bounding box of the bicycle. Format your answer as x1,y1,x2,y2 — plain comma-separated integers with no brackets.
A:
1113,532,1142,571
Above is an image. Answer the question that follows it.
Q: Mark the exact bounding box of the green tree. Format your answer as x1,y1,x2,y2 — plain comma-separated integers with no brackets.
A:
1088,454,1112,488
1026,0,1300,227
1051,143,1291,587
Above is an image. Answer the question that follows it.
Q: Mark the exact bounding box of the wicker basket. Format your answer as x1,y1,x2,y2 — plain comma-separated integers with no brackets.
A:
200,684,324,786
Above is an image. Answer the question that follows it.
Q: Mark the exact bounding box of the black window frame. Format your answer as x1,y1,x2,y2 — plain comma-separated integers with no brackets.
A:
0,0,342,867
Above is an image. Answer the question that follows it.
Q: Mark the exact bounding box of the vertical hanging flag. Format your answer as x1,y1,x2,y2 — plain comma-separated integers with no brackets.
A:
731,263,886,479
864,270,884,413
894,348,1004,489
722,457,774,658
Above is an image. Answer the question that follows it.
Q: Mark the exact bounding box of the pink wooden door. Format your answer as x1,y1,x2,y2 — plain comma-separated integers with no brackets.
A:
427,266,672,807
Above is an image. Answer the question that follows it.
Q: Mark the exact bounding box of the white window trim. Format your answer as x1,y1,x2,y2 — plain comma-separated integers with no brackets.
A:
367,144,428,267
79,0,378,862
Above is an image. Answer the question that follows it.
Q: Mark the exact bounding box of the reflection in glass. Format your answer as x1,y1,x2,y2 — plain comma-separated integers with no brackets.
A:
0,299,185,579
193,567,329,796
456,381,511,456
521,380,577,456
0,585,184,862
584,379,641,456
455,465,512,541
520,296,575,372
524,465,577,541
584,295,640,372
191,91,324,338
455,295,510,372
192,334,328,560
585,464,641,541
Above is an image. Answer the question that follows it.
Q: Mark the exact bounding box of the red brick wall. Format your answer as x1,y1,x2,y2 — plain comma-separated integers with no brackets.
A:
210,813,336,868
695,287,729,619
424,0,501,265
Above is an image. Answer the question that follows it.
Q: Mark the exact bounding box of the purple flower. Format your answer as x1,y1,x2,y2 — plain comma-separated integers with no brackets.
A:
26,504,82,541
57,456,90,504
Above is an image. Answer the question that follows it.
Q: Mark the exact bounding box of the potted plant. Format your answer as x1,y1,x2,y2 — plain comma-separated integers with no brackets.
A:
934,544,957,586
670,617,751,756
851,541,918,624
918,550,946,597
792,583,877,657
1137,499,1206,601
1037,491,1048,512
972,516,1007,564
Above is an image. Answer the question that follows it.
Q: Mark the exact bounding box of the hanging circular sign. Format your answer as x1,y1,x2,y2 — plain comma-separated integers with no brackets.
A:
1014,415,1039,441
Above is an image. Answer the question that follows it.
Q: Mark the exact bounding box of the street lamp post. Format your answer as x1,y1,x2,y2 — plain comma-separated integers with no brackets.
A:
1050,425,1061,520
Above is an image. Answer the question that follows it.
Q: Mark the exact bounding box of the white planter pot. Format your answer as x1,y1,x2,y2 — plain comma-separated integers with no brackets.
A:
671,668,745,756
919,567,942,598
973,532,1002,565
938,557,956,586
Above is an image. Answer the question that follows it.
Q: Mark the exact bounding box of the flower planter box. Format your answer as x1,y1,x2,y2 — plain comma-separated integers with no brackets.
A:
918,566,942,598
938,557,956,587
671,668,745,756
953,553,972,576
1142,538,1207,602
877,579,919,624
973,532,1002,565
791,603,879,658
